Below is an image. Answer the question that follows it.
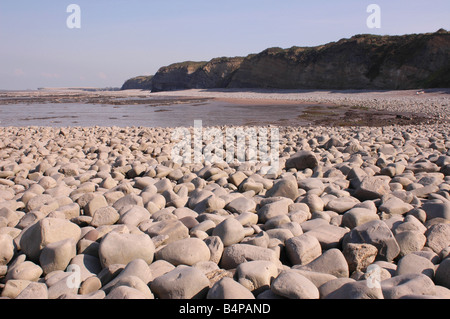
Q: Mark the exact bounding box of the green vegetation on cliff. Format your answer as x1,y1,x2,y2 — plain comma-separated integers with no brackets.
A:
122,29,449,91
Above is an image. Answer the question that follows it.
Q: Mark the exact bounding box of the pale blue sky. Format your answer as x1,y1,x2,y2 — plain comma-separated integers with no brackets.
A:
0,0,449,90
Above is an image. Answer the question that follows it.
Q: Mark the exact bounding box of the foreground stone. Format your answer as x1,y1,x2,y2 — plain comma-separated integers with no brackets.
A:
0,123,449,300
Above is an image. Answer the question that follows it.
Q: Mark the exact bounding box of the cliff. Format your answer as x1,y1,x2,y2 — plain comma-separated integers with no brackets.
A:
150,57,245,92
228,30,450,90
122,30,450,91
121,75,153,90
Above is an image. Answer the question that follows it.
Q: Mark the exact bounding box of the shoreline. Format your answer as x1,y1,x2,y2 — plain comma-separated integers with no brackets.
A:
0,88,449,127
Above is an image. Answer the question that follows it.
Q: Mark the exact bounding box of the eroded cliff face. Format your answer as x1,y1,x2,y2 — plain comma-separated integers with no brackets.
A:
123,30,449,91
228,31,450,90
121,76,153,90
150,57,245,92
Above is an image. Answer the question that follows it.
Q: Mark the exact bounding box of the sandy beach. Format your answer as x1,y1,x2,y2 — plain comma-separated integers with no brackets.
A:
0,88,449,300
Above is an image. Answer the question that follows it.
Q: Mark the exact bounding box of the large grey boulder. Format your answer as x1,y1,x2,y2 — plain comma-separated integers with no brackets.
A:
343,220,400,262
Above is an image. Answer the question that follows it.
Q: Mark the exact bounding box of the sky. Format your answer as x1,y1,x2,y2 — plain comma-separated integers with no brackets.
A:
0,0,449,90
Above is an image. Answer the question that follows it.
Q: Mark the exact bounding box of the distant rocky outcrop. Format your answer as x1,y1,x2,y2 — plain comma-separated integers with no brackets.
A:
150,57,245,92
121,75,153,90
228,30,450,90
123,30,450,91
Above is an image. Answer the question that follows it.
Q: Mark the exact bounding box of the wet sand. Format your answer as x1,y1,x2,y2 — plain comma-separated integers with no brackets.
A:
1,88,448,127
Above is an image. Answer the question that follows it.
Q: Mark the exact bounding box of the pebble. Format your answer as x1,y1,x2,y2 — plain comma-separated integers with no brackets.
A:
381,273,436,299
295,248,349,278
150,265,210,299
236,260,279,294
211,218,245,246
396,253,435,278
15,282,48,299
435,259,450,291
324,280,384,299
343,220,400,262
343,243,378,273
39,238,77,275
271,270,320,299
98,232,155,267
155,237,211,266
0,123,449,299
0,234,15,265
285,151,319,171
285,234,322,265
207,277,255,299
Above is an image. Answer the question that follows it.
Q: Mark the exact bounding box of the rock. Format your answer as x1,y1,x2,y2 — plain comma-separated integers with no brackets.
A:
212,218,245,246
84,195,108,217
285,151,318,171
298,178,324,192
19,218,81,262
381,274,436,299
318,278,355,298
422,200,450,220
257,198,291,223
15,282,48,299
156,238,211,266
265,178,299,200
379,197,414,216
343,243,378,273
300,218,328,232
396,254,435,278
300,194,324,213
1,279,32,299
0,234,15,265
106,286,151,299
229,171,248,187
150,265,210,299
342,207,379,229
112,194,144,211
236,260,279,294
291,269,337,288
90,206,120,227
69,254,102,282
395,231,426,257
285,234,322,266
118,205,151,227
435,258,450,289
225,197,256,214
220,244,280,269
204,236,224,264
98,232,155,268
102,259,152,292
26,194,54,212
47,274,79,299
343,220,400,262
271,270,319,299
207,277,255,299
145,220,189,245
79,276,102,295
425,223,450,254
305,224,349,250
5,258,43,282
325,196,360,214
325,280,384,299
295,248,349,278
354,176,390,200
39,238,77,275
104,275,154,299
